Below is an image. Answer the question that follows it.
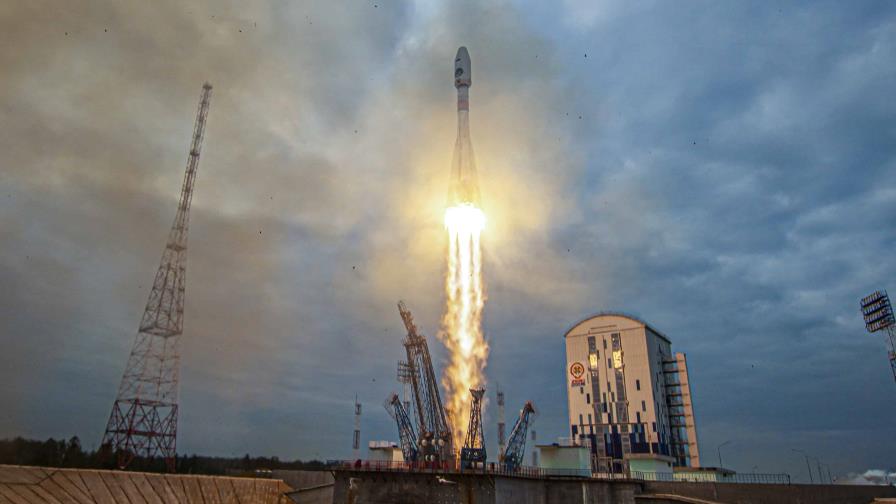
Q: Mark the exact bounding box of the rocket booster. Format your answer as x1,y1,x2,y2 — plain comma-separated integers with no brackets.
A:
448,46,481,207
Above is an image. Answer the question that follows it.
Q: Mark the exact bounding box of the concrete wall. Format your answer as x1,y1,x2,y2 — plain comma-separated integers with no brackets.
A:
544,479,639,504
273,469,334,490
332,470,641,504
276,470,334,504
332,470,494,504
495,478,544,504
332,471,896,504
641,481,896,504
286,484,334,504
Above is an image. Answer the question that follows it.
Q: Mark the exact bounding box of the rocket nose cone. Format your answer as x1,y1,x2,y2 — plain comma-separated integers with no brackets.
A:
455,46,471,88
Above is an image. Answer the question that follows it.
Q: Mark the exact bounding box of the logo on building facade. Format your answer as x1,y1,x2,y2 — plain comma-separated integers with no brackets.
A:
570,361,586,386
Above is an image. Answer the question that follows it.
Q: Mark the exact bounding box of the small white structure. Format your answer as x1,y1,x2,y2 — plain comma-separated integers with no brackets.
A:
367,441,403,462
627,453,675,476
536,443,591,477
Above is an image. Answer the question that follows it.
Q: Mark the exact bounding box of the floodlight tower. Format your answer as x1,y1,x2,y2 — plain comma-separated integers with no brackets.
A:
102,83,212,471
861,290,896,383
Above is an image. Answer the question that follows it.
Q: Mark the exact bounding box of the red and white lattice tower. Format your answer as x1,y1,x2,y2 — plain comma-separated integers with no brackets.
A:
102,83,212,471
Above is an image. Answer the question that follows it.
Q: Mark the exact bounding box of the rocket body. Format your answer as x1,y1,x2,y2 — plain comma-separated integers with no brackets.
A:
449,47,481,207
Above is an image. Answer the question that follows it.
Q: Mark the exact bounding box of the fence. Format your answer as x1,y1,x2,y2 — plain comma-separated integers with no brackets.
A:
326,460,589,479
631,471,791,484
328,460,790,484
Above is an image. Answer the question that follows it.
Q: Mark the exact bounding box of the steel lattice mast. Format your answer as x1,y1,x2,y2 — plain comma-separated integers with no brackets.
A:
102,83,212,472
397,300,454,462
460,388,486,468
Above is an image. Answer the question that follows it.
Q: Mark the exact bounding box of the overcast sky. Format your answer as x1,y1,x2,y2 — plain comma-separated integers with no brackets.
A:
1,0,895,482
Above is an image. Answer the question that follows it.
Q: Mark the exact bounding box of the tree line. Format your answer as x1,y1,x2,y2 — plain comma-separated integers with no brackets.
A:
0,437,328,475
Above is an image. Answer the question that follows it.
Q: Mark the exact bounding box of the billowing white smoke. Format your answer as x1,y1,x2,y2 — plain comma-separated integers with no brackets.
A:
842,469,896,485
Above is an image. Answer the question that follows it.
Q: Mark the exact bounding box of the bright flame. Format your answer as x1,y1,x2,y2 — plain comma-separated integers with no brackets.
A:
441,203,488,449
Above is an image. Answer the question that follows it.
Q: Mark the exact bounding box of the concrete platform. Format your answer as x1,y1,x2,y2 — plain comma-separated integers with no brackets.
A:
332,469,639,504
639,481,896,504
330,467,896,504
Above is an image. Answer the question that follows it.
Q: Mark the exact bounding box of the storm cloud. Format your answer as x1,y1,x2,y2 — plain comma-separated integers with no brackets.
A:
1,0,894,480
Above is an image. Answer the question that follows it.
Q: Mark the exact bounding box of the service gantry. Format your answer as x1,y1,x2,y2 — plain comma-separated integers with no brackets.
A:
397,300,454,462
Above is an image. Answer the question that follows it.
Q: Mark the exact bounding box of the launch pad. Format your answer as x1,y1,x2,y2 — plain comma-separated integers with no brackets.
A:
386,301,537,471
330,466,640,504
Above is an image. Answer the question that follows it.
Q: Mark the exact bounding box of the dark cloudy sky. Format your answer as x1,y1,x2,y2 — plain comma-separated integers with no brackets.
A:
1,0,894,482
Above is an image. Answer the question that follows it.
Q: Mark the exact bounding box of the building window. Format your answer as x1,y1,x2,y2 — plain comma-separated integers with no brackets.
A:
636,412,641,423
652,422,657,433
642,400,646,411
588,414,592,425
602,392,607,403
636,379,641,391
611,392,615,402
586,393,591,404
580,387,584,394
588,336,597,353
603,339,607,349
607,358,612,369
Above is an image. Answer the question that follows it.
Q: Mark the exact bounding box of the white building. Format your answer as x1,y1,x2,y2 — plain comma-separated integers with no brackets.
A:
367,441,403,462
564,313,700,474
536,443,591,477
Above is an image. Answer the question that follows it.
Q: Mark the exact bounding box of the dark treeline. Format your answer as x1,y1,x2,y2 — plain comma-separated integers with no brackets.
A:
0,437,328,475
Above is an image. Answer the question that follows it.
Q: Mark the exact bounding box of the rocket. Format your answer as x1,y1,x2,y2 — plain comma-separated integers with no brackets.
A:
448,46,481,207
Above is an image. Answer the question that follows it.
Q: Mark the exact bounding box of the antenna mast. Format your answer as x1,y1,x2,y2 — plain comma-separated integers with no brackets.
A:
102,83,212,471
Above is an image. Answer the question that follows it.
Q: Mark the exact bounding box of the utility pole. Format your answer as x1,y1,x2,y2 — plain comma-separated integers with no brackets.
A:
816,458,824,484
791,448,813,484
716,440,732,468
102,83,212,472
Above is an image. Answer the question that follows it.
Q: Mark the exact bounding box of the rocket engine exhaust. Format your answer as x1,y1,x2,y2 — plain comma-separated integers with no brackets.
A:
441,46,488,451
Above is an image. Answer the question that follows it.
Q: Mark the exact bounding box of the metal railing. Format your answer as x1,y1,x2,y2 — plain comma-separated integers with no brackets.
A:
632,471,791,484
326,460,590,479
327,460,790,485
